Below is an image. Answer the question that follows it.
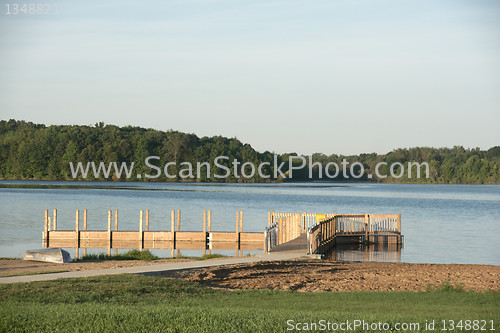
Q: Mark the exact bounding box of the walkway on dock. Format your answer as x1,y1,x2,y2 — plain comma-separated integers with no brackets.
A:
268,234,307,253
0,251,308,284
265,212,402,254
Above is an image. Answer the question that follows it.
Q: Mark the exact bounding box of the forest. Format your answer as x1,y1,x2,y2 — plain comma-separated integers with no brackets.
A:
0,119,499,184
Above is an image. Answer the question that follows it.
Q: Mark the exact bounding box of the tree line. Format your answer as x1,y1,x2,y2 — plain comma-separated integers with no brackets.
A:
0,119,499,184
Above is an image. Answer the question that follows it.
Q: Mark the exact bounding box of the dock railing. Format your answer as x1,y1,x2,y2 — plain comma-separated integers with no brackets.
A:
264,221,278,253
306,213,402,254
264,214,303,252
265,212,335,252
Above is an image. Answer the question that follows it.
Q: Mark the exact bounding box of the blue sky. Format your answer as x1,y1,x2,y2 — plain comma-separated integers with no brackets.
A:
1,0,499,155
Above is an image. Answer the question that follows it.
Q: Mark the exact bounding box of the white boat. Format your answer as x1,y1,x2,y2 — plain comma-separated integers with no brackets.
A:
23,248,72,263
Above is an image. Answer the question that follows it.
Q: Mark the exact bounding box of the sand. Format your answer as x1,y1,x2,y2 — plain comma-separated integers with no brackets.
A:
2,258,498,292
157,259,499,292
0,258,194,276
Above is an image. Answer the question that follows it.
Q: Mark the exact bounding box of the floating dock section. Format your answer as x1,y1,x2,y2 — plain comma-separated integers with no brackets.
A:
43,209,264,259
265,212,403,255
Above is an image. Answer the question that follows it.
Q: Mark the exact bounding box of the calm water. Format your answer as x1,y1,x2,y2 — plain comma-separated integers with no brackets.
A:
0,181,499,265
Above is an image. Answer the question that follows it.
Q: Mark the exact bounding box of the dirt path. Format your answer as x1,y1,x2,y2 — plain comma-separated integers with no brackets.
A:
157,259,500,292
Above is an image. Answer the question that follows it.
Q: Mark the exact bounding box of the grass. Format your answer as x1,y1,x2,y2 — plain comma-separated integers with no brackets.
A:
182,253,227,260
426,280,466,292
196,253,226,260
0,270,69,278
0,274,498,332
79,250,226,262
79,249,160,261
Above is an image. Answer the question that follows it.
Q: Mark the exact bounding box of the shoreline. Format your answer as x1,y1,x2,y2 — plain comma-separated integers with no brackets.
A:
156,259,500,292
1,258,498,292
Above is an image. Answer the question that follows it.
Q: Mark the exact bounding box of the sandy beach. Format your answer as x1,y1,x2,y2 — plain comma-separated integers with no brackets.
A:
156,259,499,292
2,258,498,292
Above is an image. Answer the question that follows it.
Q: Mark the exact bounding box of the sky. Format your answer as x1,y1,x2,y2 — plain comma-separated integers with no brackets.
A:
0,0,499,156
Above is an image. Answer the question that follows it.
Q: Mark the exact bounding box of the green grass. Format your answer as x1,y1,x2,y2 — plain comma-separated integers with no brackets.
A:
79,250,226,262
426,280,466,292
79,249,160,261
0,270,69,278
0,274,498,332
166,253,227,261
193,253,226,260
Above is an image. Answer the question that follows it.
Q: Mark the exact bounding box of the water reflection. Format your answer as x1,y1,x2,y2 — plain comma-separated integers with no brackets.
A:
324,243,402,263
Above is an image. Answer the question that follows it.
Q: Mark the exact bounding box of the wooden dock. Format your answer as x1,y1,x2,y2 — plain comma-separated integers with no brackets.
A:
42,209,403,259
43,209,264,259
265,212,403,255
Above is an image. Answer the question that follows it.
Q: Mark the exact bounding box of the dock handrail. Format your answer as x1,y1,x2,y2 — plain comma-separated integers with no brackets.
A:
306,213,402,254
264,214,302,252
264,221,279,253
306,223,321,254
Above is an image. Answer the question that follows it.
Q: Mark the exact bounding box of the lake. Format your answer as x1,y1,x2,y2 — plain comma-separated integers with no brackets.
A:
0,181,498,265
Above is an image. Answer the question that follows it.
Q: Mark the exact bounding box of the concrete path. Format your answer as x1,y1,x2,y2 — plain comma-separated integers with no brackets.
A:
0,252,308,284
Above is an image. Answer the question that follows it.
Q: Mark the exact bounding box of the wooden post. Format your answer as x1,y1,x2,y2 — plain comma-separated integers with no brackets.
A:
268,212,271,226
239,210,244,249
364,213,369,244
397,213,401,233
75,210,79,260
171,210,176,251
239,210,243,233
207,210,212,255
84,209,87,230
171,210,175,232
107,210,112,255
83,209,87,257
44,209,48,248
114,209,118,230
176,210,180,254
53,209,57,231
236,210,239,233
144,209,149,252
170,210,175,257
203,210,207,253
139,210,144,251
236,211,240,245
177,210,181,232
114,209,118,255
203,210,207,234
208,210,211,232
397,213,402,244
